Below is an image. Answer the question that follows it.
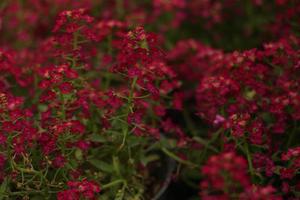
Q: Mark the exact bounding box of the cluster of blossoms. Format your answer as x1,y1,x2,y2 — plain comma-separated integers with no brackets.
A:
57,180,100,200
196,36,300,140
200,152,281,200
194,36,300,198
2,0,300,51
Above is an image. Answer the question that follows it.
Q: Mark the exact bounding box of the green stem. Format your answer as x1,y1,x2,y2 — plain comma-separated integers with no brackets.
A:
9,189,58,196
73,31,79,50
113,156,121,177
12,164,40,175
161,147,198,168
118,77,137,151
9,190,43,196
199,128,223,162
102,179,125,190
243,141,255,180
193,136,219,153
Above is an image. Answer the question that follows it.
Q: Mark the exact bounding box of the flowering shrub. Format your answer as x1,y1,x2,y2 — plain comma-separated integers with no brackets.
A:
0,6,183,200
0,0,300,200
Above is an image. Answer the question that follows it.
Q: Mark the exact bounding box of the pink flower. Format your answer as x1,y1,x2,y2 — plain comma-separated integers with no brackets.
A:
213,114,225,125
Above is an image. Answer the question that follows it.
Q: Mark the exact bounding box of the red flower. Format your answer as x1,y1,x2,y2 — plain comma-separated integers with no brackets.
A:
0,133,6,145
53,155,66,168
280,168,295,180
59,82,73,94
69,120,85,134
58,179,100,200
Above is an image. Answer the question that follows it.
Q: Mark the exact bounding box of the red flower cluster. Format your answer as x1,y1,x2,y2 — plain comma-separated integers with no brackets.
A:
193,36,300,198
57,179,100,200
196,36,300,137
281,147,300,181
200,152,281,200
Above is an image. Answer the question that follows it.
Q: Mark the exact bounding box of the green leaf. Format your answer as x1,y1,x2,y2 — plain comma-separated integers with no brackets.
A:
244,89,256,100
140,154,159,166
127,137,142,148
38,104,48,112
88,159,113,173
113,156,121,176
140,154,147,167
89,134,106,143
75,149,83,160
0,178,8,200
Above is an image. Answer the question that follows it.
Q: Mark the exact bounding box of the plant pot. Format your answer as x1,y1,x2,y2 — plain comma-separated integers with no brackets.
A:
149,154,176,200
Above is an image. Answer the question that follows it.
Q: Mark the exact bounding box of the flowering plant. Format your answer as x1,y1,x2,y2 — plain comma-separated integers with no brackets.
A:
0,6,187,200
